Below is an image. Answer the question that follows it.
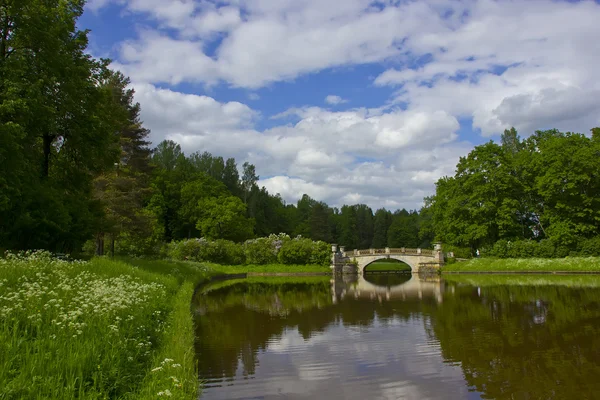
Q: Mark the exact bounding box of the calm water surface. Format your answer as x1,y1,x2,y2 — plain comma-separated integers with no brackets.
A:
193,274,600,400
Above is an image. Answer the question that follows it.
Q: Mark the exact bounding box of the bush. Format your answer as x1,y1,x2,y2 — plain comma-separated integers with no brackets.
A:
489,240,509,258
277,237,330,266
485,237,600,259
534,239,556,258
167,235,329,266
166,238,244,265
166,238,205,261
243,234,289,264
577,237,600,257
442,244,472,259
202,239,245,265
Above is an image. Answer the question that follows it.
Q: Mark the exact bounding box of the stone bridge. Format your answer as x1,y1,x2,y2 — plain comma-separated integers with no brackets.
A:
331,244,444,273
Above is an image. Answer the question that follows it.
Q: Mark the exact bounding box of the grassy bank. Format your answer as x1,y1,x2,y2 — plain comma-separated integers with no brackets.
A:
443,273,600,287
0,252,204,400
443,257,600,273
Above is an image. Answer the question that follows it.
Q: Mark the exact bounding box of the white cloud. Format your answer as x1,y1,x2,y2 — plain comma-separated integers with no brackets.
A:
325,95,348,105
374,0,600,136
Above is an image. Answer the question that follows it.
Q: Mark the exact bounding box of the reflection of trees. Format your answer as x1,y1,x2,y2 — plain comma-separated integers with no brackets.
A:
194,279,433,379
427,284,600,399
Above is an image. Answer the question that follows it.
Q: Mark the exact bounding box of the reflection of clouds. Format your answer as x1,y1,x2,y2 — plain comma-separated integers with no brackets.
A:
379,381,424,400
202,318,473,399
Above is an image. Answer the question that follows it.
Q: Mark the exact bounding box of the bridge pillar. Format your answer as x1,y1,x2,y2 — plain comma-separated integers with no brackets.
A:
434,242,444,264
417,248,421,255
370,248,375,255
385,247,390,254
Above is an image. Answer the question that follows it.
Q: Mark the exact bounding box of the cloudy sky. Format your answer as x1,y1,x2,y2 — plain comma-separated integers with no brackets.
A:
81,0,600,210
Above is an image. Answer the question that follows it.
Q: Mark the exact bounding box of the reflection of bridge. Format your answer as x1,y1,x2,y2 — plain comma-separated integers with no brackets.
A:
331,244,444,273
331,274,444,304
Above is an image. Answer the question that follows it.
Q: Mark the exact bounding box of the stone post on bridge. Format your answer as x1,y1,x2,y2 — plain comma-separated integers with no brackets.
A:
434,242,444,265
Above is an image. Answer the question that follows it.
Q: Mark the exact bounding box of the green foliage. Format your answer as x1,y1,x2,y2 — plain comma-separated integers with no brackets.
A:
442,244,472,259
243,234,289,265
277,237,330,266
166,238,245,265
196,196,254,241
578,237,600,257
429,126,600,258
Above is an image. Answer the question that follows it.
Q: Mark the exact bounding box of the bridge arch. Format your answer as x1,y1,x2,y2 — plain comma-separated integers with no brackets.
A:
362,258,412,274
357,255,421,274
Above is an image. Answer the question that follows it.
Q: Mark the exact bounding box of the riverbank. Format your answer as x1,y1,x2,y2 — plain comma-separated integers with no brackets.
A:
442,257,600,273
0,253,207,400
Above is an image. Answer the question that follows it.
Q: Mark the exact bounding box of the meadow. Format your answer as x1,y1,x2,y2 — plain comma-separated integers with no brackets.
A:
0,251,202,400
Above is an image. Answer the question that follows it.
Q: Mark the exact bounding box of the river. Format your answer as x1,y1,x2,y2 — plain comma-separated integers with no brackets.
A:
193,273,600,399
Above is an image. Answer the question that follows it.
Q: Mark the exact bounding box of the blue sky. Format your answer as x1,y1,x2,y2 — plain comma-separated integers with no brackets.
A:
80,0,600,210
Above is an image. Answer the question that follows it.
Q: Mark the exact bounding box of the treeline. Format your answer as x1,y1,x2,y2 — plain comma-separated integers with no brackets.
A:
0,1,427,256
113,139,433,255
426,127,600,257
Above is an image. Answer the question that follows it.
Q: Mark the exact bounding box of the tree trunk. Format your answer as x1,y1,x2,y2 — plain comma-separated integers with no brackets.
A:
95,232,104,256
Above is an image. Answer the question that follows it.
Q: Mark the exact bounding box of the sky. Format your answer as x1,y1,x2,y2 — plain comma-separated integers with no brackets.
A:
80,0,600,211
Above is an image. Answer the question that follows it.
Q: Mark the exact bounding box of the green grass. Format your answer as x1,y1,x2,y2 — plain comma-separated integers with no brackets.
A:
443,273,600,287
199,262,330,274
363,260,412,272
0,252,207,400
122,258,330,276
443,257,600,273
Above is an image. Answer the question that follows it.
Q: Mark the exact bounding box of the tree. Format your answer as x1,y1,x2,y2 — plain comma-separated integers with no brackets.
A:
92,70,154,256
310,202,332,242
387,209,419,248
0,0,119,251
179,175,230,238
339,205,359,249
196,196,254,241
241,161,258,204
355,204,374,249
371,208,392,248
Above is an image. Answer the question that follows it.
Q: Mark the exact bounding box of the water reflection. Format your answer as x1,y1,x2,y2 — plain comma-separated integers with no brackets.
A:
194,274,600,400
332,273,444,304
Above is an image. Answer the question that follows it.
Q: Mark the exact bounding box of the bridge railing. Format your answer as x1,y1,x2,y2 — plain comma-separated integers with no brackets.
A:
349,248,435,256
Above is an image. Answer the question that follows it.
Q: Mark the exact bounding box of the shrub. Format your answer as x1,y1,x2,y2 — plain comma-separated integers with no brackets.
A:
277,237,330,266
278,238,313,265
442,244,472,259
243,234,290,265
489,240,509,258
309,240,331,266
578,237,600,257
533,239,556,258
166,238,244,265
201,239,245,265
166,238,205,261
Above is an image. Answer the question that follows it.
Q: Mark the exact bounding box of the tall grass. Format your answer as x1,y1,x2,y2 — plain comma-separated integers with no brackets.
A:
0,252,202,399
